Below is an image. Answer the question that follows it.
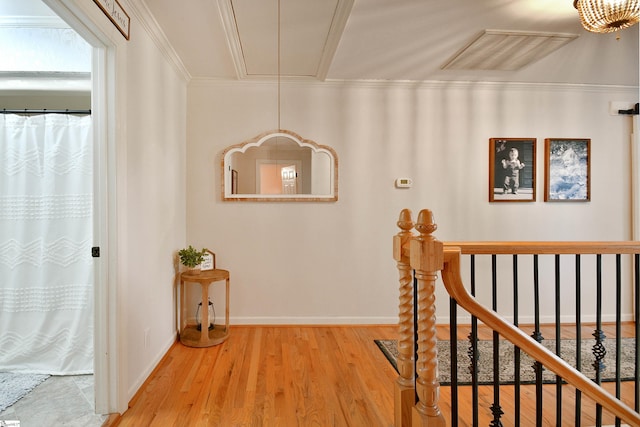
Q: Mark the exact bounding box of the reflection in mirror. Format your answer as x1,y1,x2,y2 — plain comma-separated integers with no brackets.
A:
222,130,338,202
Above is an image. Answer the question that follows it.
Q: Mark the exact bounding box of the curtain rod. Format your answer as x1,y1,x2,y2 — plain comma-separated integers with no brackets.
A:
1,109,91,115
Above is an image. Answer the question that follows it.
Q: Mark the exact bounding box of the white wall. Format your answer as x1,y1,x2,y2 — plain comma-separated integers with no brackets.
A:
121,21,187,399
187,79,637,325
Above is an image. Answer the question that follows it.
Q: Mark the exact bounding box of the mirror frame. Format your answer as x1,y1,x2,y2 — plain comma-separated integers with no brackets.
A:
221,129,338,202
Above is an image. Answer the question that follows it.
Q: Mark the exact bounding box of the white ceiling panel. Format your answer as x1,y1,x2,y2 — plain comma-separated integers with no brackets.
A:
232,0,339,77
7,0,634,86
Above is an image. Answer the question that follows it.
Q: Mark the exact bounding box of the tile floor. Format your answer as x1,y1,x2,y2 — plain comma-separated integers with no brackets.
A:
0,375,107,427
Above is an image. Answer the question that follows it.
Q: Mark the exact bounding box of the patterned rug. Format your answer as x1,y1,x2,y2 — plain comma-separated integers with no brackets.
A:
375,337,637,385
0,372,49,412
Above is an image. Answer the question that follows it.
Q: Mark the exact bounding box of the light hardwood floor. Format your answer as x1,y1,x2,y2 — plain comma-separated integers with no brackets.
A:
108,324,636,427
110,325,399,426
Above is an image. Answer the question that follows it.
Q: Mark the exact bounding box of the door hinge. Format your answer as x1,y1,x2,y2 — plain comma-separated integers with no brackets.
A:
91,246,100,258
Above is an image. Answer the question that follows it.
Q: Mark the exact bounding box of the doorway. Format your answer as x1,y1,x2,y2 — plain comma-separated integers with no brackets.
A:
257,160,302,195
0,0,116,415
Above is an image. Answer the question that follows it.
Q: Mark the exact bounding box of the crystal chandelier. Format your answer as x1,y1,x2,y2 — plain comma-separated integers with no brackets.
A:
573,0,639,33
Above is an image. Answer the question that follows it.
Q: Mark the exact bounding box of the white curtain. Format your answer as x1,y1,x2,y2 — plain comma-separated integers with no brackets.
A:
0,113,93,374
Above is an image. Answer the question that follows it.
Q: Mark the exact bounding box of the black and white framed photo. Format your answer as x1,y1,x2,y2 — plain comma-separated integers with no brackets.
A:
544,138,590,202
489,138,536,202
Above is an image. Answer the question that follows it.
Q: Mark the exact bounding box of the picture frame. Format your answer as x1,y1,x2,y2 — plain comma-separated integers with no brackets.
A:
93,0,130,40
200,250,216,271
544,138,590,202
489,138,536,202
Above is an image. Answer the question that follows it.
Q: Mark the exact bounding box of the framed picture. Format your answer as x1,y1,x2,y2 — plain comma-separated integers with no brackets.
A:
93,0,130,40
544,138,590,202
489,138,536,202
200,250,216,271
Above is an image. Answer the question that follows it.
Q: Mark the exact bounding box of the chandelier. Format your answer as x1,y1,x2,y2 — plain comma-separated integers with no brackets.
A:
573,0,639,33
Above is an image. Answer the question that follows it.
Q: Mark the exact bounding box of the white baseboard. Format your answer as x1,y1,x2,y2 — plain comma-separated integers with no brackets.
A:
230,316,398,325
127,334,176,401
230,313,634,326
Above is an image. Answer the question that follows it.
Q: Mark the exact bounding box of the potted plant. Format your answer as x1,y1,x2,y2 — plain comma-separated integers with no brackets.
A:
178,245,207,274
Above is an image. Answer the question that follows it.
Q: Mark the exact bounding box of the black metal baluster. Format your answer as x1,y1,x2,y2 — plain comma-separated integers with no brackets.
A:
531,254,544,427
450,297,459,427
469,254,479,427
554,254,562,426
490,254,503,427
635,254,640,413
575,254,582,426
513,255,521,427
615,254,621,427
413,271,419,405
593,254,606,427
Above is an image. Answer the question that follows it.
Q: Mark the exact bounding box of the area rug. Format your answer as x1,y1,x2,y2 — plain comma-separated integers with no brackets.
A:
375,338,636,385
0,372,49,412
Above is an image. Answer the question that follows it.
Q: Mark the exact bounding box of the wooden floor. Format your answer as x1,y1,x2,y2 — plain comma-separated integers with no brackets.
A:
108,324,637,427
110,325,399,427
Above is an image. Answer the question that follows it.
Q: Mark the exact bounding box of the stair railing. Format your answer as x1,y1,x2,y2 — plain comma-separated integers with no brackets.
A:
393,208,640,427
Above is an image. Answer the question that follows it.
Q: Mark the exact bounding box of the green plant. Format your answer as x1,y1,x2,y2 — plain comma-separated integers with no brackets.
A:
178,245,207,268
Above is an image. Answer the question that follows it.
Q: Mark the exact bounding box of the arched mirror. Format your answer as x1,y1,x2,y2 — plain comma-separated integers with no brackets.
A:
221,130,338,202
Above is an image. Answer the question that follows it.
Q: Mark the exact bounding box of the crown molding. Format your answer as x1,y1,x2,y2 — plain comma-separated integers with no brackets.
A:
188,76,638,94
127,0,191,82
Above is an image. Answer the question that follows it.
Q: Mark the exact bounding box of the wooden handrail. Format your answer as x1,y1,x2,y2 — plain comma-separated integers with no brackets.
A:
441,246,640,426
444,241,640,255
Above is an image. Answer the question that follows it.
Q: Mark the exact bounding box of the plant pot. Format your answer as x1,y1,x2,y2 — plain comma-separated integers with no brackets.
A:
185,266,201,275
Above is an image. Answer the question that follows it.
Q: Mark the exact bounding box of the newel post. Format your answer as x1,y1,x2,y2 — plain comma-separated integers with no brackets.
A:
393,209,416,427
409,209,445,427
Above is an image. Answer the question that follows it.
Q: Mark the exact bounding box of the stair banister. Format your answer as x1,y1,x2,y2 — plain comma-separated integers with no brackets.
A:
441,244,640,426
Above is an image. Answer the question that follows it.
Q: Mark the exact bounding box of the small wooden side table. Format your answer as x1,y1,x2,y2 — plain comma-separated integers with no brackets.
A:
178,269,230,347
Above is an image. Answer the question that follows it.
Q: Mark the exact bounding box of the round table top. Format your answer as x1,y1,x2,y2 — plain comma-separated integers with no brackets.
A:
181,268,229,282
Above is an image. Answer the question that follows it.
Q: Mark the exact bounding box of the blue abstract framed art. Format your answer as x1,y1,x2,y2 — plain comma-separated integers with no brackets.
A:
544,138,590,202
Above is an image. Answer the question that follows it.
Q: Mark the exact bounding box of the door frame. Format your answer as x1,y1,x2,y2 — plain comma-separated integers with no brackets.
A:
42,0,124,414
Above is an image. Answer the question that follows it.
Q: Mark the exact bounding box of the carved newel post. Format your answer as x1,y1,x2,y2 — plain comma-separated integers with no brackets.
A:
409,209,445,427
393,209,416,427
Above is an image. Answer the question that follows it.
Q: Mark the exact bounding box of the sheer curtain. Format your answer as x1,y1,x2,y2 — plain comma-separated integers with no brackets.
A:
0,113,93,374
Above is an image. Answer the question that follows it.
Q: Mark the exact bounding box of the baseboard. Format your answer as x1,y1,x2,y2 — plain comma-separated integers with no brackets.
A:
102,412,121,427
126,334,177,402
231,313,633,326
230,316,398,325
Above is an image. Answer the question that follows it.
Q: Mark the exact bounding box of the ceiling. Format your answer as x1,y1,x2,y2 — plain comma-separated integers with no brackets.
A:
144,0,639,86
1,0,638,86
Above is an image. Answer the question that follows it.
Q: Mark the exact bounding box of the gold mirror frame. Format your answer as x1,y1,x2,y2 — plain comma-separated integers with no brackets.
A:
221,129,338,202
